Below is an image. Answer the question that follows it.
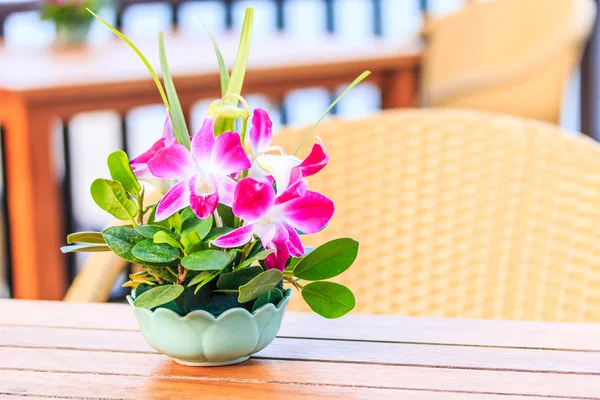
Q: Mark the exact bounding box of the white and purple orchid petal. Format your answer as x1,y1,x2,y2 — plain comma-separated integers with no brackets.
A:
253,221,277,247
212,224,254,248
147,144,195,180
274,178,308,205
130,137,166,177
155,180,190,221
218,176,237,207
256,154,302,194
162,116,176,146
232,177,275,222
298,142,329,177
281,190,334,234
264,224,290,271
188,174,219,219
249,108,273,154
282,222,304,257
191,117,215,164
211,131,252,176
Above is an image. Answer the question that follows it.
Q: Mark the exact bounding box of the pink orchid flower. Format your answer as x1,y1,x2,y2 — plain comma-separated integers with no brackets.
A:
212,177,334,271
248,109,330,193
130,117,176,182
147,117,251,220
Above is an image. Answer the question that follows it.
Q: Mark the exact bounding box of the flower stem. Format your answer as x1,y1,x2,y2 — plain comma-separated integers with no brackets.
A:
213,209,223,227
177,264,188,285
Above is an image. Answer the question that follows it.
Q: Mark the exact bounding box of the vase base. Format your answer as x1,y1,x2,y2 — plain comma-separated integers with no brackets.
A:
172,356,250,367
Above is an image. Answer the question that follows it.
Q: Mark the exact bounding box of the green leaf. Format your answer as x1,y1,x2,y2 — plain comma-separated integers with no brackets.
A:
158,32,191,149
87,9,169,110
236,250,274,270
181,214,213,240
205,227,234,241
238,269,282,303
301,281,355,319
198,16,230,96
146,266,177,283
293,71,371,155
217,265,262,290
66,231,105,244
135,225,177,239
131,240,180,264
133,284,184,309
188,270,220,294
168,213,183,233
102,226,146,263
180,207,196,221
293,238,359,281
252,288,284,312
107,150,141,194
90,179,137,221
147,205,170,228
216,204,235,227
154,231,181,249
181,250,232,271
60,244,110,253
213,8,253,135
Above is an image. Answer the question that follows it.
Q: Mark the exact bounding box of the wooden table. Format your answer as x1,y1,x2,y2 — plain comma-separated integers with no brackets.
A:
0,300,598,399
0,35,422,300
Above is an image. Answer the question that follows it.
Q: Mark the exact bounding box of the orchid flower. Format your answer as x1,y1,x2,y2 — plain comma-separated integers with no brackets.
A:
248,109,330,193
130,117,176,192
212,177,334,271
147,117,251,220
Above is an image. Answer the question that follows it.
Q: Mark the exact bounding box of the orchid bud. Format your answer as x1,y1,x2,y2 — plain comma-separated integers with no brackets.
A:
207,100,249,121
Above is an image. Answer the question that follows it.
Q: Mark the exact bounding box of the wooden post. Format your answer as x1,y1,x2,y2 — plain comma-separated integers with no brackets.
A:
381,67,420,109
0,94,66,299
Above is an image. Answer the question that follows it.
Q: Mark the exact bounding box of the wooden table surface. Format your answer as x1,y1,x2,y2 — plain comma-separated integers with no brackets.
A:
0,300,599,399
0,34,422,301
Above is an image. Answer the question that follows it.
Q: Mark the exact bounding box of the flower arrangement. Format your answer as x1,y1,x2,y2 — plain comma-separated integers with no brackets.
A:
61,8,369,323
41,0,103,45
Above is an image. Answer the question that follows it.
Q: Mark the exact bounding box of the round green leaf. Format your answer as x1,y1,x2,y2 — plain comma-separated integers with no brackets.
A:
90,178,137,221
153,231,181,249
301,281,355,319
133,285,184,309
135,225,177,239
217,266,263,290
238,269,282,303
294,238,358,281
102,226,145,263
181,250,232,271
181,214,213,239
107,150,141,193
131,240,180,263
252,288,284,312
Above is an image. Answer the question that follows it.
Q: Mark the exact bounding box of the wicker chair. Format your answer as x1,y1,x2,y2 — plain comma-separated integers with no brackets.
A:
422,0,596,124
67,109,600,322
273,109,600,322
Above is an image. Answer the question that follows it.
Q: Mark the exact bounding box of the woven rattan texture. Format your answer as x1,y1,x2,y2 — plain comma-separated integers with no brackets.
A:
273,109,600,322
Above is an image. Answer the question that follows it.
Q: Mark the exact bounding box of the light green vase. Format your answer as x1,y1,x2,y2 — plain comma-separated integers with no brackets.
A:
127,290,291,366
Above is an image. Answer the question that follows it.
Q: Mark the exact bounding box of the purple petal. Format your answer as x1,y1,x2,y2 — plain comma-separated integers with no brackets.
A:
211,132,251,176
212,224,254,248
162,115,176,146
275,178,308,205
188,175,219,219
191,117,215,164
281,191,334,234
264,224,290,271
155,181,190,221
249,108,273,154
298,142,329,177
130,138,165,172
218,176,237,207
147,144,195,180
283,222,304,257
232,178,275,221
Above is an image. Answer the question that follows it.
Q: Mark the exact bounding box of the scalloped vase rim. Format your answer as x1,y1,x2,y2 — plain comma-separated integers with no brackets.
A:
126,288,292,320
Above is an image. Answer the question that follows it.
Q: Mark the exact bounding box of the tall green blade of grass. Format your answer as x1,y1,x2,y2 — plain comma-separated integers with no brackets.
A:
293,71,371,155
158,32,191,149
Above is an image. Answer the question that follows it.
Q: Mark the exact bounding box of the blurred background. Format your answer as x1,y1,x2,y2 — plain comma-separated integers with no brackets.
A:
0,0,598,305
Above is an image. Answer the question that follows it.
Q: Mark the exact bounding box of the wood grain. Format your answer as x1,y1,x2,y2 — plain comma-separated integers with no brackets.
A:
1,325,598,375
1,347,599,398
0,370,579,400
3,300,600,351
1,300,599,399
